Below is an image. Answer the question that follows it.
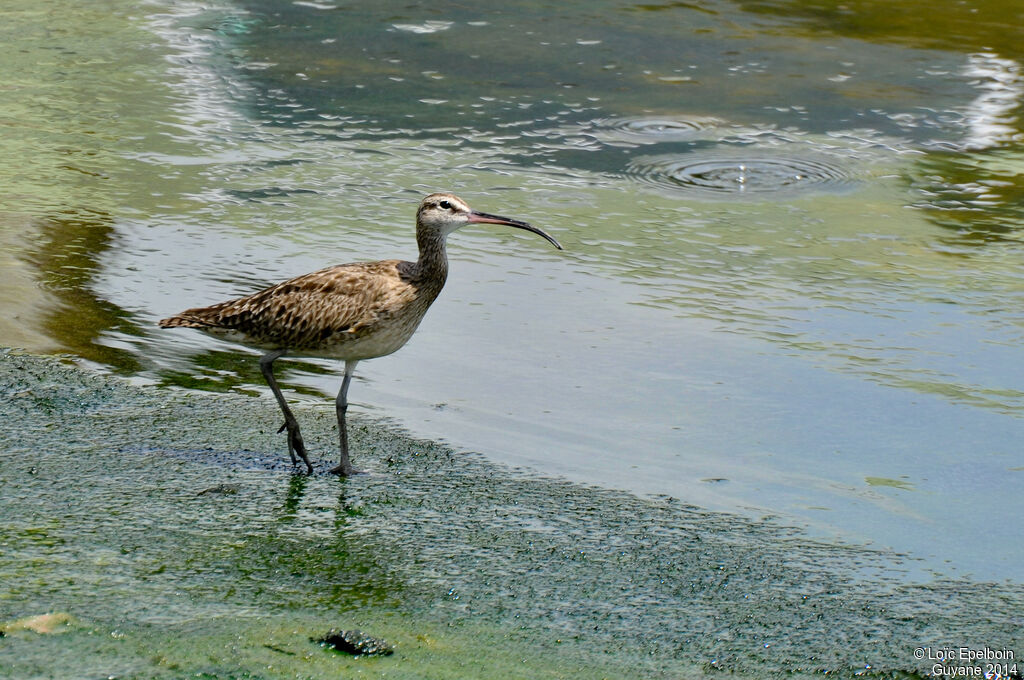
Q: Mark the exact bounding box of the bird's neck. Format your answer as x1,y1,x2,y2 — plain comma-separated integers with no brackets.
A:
414,228,450,290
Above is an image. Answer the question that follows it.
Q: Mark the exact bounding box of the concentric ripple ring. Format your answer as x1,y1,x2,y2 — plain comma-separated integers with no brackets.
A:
624,151,859,197
586,115,721,143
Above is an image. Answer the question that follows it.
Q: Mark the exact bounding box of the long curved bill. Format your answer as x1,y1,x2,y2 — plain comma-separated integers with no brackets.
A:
468,211,563,250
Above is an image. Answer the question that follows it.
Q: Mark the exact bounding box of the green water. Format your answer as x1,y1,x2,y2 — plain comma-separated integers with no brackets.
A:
1,0,1023,675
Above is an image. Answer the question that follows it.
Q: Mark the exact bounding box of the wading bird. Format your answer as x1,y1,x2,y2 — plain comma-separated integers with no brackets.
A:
159,193,562,475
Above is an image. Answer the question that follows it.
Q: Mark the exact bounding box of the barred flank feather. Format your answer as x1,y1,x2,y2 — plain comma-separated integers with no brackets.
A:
158,259,446,359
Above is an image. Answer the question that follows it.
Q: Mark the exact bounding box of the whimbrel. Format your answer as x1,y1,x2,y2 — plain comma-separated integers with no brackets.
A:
159,193,562,475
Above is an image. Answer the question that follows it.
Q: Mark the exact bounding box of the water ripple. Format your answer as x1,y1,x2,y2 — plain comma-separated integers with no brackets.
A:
583,115,721,145
624,150,860,197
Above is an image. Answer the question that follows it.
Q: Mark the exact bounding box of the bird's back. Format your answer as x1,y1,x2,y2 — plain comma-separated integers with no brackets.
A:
159,259,445,360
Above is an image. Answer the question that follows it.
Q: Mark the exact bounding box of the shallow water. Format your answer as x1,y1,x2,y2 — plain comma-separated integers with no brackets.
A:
0,0,1022,646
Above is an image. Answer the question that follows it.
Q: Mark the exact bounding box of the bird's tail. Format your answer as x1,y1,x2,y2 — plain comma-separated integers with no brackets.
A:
158,313,214,329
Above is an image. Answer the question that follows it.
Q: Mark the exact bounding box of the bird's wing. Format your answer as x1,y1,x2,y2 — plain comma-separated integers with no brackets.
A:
160,261,414,348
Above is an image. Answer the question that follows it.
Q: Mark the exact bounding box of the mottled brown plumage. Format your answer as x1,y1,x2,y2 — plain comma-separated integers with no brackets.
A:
159,192,562,475
160,260,444,359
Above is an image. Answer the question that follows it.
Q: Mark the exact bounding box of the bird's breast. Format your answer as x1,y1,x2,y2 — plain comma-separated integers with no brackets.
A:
303,310,428,360
293,275,441,360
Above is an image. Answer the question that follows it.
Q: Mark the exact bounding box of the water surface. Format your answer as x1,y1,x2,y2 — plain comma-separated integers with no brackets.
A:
1,0,1022,620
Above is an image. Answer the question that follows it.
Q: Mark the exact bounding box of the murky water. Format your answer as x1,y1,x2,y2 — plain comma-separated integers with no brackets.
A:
1,0,1023,673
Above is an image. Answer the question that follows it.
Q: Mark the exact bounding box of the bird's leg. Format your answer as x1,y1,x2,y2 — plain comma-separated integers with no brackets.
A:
259,350,313,475
329,360,359,476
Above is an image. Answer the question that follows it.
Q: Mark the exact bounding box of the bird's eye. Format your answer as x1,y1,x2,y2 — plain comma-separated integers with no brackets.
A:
439,200,452,210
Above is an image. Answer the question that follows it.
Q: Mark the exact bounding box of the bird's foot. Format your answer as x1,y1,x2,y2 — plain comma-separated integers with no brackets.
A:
328,462,364,476
278,421,313,475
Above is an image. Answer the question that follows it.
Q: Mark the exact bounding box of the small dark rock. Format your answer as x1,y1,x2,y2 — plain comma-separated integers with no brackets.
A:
314,629,394,657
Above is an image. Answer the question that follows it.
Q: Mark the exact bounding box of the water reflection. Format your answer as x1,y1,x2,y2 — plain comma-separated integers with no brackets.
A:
736,0,1024,58
909,150,1024,241
960,52,1023,151
231,0,981,144
26,211,144,372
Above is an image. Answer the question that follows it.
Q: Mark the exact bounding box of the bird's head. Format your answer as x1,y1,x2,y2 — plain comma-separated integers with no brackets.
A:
416,192,562,250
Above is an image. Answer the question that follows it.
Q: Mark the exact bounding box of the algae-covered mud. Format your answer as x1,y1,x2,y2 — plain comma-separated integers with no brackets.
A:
1,351,1022,679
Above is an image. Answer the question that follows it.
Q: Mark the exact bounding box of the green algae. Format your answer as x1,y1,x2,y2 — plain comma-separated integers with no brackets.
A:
0,350,1021,678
